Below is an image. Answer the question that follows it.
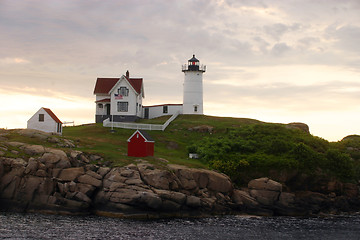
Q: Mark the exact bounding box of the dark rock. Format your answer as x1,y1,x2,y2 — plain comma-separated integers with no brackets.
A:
249,189,280,206
74,192,92,203
286,122,310,133
97,167,111,177
58,167,85,181
186,196,201,208
78,174,102,187
22,145,45,155
153,189,186,205
278,192,295,207
206,170,233,193
35,169,47,177
24,158,39,175
40,153,61,168
47,137,60,143
161,199,181,211
139,191,162,209
344,183,359,198
248,177,282,192
232,190,259,207
188,125,214,133
75,183,96,197
55,158,71,169
86,170,102,180
16,176,43,202
138,164,173,190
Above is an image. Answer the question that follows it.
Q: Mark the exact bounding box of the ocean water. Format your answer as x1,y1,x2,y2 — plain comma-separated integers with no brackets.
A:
1,213,360,240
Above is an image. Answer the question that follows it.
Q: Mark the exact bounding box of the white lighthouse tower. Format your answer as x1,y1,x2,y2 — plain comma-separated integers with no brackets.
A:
182,55,206,115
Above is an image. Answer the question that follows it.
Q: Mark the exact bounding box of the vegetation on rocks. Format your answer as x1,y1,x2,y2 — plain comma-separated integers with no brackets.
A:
188,124,359,186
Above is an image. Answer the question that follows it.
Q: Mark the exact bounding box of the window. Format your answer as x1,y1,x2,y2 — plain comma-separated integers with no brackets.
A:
194,106,198,112
98,103,103,108
118,87,129,97
117,102,128,112
163,106,168,113
57,123,62,133
39,114,44,122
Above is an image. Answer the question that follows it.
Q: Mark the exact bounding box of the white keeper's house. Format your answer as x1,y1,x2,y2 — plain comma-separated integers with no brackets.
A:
93,55,206,123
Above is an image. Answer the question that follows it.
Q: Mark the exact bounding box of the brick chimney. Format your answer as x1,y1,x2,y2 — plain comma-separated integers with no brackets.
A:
126,70,129,78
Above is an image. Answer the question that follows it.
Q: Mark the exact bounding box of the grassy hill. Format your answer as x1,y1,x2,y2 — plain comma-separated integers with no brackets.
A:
3,114,358,188
62,115,262,168
61,115,360,187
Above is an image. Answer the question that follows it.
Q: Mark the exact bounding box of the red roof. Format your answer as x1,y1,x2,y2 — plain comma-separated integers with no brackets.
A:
43,108,62,124
126,77,143,95
95,98,110,103
93,78,119,94
94,77,143,95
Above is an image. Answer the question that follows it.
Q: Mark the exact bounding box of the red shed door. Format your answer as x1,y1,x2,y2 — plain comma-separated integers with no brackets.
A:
128,132,148,157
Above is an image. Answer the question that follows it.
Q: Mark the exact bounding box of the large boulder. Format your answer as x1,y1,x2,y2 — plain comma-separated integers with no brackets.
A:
167,164,233,193
186,196,201,208
232,189,259,208
204,170,232,193
153,189,186,205
78,174,102,187
248,177,282,192
278,192,295,207
24,158,39,175
249,189,280,206
17,129,51,140
168,164,197,190
22,144,45,155
138,191,162,209
248,178,282,206
138,163,174,190
286,122,310,133
58,167,85,181
40,153,62,168
15,176,43,202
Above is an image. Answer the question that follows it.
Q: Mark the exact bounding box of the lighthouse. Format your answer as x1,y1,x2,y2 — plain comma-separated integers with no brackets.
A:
182,55,206,115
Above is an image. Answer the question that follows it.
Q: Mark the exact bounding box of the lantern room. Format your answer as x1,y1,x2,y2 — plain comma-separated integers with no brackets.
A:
182,54,206,72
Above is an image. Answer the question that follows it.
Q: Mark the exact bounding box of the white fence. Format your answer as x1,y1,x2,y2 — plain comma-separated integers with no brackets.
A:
103,111,180,131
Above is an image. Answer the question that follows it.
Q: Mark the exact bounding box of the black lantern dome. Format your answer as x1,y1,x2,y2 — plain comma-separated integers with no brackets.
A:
188,55,200,71
182,54,206,72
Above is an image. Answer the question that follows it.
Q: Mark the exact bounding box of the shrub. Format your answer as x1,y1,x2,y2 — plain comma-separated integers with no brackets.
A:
188,123,358,185
325,149,354,180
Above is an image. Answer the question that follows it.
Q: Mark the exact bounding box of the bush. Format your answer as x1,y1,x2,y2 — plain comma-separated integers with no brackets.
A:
325,149,354,180
188,123,358,185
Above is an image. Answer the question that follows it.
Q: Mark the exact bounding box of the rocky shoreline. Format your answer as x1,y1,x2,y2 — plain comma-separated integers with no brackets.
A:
1,138,360,218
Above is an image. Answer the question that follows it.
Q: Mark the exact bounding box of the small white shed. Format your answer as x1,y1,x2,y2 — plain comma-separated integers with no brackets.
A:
27,107,63,135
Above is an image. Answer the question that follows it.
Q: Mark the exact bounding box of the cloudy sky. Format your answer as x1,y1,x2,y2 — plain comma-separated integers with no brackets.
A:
1,0,359,141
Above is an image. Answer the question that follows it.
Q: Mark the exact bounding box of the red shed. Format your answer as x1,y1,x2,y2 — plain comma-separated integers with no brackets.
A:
127,130,155,157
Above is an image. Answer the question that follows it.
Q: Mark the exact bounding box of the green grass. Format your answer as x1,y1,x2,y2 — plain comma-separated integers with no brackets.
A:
61,115,262,168
3,115,359,187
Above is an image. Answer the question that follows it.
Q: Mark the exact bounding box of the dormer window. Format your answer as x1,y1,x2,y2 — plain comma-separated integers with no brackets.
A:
118,87,129,97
